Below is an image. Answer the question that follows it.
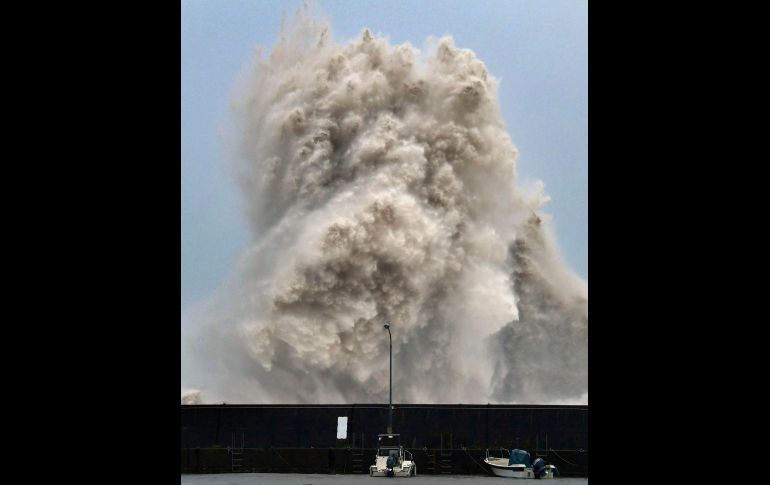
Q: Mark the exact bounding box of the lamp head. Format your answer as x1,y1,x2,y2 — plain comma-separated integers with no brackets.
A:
384,323,390,330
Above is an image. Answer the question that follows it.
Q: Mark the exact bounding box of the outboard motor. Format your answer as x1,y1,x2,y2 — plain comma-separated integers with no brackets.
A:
532,457,546,479
386,454,397,477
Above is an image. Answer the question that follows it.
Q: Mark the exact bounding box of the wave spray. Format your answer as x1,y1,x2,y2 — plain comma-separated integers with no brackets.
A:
182,5,587,405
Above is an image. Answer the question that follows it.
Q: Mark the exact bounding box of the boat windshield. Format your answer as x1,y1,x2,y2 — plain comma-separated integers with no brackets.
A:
377,447,400,457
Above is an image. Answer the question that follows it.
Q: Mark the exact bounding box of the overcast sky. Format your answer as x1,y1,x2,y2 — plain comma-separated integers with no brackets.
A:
181,0,587,311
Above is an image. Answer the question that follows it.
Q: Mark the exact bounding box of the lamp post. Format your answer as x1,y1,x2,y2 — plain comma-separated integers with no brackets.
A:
384,323,392,433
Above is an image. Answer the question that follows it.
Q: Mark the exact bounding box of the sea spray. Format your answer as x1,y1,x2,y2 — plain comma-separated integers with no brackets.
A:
181,5,587,404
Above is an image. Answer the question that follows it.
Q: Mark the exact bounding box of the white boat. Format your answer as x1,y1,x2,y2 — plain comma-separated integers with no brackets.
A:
484,448,559,479
369,434,417,477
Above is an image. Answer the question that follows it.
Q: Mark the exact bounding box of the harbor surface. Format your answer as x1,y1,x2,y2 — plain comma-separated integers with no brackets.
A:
181,474,588,484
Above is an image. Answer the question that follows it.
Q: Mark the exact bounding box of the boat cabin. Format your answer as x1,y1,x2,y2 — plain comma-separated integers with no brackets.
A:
376,434,402,462
370,434,416,477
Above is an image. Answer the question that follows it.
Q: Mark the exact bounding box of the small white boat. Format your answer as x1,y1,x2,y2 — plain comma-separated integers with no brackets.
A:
484,448,559,479
369,434,417,477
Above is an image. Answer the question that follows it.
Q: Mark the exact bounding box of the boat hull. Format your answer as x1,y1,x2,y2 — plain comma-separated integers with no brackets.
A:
485,459,557,479
369,462,416,477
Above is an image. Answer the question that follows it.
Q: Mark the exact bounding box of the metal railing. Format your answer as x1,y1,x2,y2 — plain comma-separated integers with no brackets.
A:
487,448,509,460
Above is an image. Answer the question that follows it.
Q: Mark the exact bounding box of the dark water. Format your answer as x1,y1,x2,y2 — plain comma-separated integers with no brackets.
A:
181,474,588,484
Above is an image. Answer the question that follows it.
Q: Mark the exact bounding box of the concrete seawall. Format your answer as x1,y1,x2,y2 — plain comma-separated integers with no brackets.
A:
181,404,588,476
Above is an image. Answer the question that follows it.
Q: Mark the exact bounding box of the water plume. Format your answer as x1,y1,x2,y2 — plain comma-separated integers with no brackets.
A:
181,4,587,405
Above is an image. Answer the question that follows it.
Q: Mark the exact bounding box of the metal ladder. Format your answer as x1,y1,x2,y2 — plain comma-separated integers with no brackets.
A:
231,431,244,472
351,449,366,473
424,450,436,473
439,450,453,474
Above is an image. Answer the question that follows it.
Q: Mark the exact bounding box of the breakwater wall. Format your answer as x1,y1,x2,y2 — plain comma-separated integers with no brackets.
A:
180,404,588,476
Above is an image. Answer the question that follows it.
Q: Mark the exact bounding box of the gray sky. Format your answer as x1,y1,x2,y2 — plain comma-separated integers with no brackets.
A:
181,0,587,311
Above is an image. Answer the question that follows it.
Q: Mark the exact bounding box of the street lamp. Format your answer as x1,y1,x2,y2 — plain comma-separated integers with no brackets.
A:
384,323,392,433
